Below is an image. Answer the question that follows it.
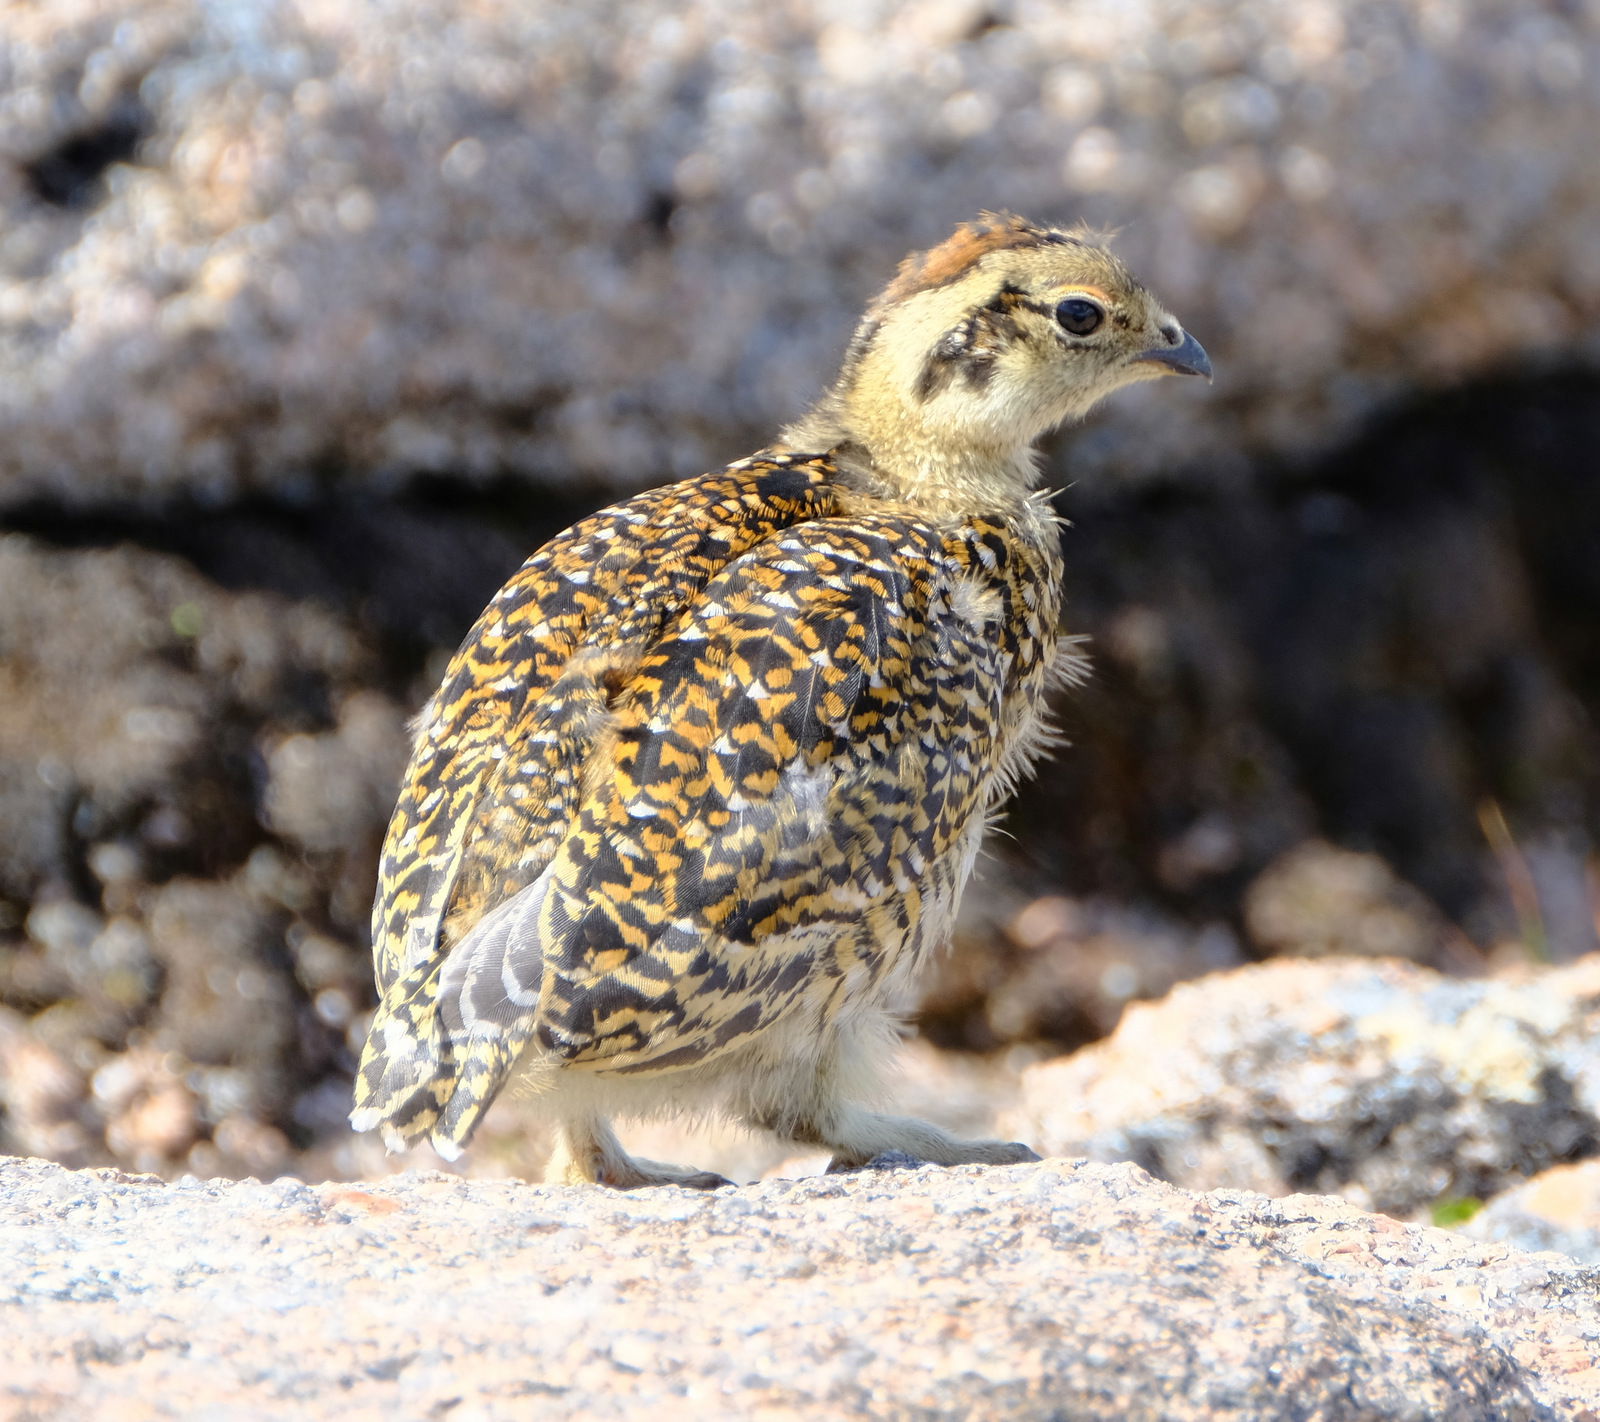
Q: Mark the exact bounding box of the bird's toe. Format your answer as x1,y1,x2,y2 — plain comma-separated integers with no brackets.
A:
826,1149,926,1175
674,1168,735,1191
601,1154,734,1191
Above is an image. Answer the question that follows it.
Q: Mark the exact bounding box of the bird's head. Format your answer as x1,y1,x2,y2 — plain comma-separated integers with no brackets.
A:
787,213,1210,509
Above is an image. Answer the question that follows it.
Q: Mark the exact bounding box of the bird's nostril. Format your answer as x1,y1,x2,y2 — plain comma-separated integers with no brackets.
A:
1162,325,1181,346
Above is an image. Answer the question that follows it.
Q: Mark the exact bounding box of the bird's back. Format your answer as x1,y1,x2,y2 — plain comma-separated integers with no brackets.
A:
355,452,836,1144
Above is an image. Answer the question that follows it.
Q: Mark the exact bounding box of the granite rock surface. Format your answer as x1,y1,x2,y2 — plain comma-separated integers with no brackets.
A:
2,1153,1597,1421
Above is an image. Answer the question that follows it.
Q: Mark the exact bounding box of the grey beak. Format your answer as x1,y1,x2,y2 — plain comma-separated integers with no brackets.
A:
1135,329,1212,382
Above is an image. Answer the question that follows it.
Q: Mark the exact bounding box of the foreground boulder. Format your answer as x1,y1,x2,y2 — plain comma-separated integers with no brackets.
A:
2,1154,1596,1420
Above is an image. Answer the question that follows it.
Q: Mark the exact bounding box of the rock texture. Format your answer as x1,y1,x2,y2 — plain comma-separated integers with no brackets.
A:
3,1153,1597,1421
1467,1159,1600,1267
1,0,1598,506
1010,955,1600,1218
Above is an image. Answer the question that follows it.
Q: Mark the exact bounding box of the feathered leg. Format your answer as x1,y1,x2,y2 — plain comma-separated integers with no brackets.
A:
740,1023,1040,1173
804,1104,1041,1172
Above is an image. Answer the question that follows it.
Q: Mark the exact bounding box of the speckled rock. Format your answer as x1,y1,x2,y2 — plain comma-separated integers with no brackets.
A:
0,536,374,901
1,0,1598,507
1008,955,1600,1218
1465,1159,1600,1266
2,1153,1596,1420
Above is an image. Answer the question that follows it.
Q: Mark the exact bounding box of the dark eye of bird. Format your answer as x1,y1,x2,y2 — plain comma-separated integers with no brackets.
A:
1056,297,1104,336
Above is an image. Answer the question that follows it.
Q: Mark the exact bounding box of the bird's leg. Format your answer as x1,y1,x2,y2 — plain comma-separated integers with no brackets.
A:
747,1093,1039,1173
544,1114,731,1191
801,1104,1042,1173
742,1026,1041,1173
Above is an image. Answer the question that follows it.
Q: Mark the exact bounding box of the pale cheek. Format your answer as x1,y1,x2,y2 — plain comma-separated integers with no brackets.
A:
988,366,1077,437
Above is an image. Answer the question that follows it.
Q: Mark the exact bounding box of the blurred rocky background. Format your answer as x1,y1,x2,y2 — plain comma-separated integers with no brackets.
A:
0,0,1597,1217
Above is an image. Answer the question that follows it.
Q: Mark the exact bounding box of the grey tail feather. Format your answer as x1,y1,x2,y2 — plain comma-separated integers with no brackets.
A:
423,872,554,1155
437,872,552,1036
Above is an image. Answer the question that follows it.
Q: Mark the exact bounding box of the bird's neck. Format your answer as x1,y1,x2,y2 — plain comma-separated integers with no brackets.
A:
781,386,1042,519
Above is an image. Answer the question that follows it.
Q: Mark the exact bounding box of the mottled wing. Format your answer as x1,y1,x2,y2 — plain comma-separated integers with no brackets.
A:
420,512,1038,1151
351,453,838,1147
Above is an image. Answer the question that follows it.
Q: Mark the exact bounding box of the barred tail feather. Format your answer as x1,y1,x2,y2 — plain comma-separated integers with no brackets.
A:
424,873,553,1155
349,960,455,1147
353,875,553,1157
428,1023,537,1158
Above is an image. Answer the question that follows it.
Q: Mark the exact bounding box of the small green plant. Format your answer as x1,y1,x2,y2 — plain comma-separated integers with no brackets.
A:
1430,1196,1485,1228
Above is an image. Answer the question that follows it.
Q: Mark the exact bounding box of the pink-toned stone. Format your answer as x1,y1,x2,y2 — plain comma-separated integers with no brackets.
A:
1,1153,1595,1420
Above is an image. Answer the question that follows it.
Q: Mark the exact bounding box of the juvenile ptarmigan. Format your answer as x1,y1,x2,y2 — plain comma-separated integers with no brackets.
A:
351,213,1211,1187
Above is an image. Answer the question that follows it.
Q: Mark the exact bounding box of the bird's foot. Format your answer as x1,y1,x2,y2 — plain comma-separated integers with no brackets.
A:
825,1143,1039,1174
974,1140,1041,1166
816,1110,1043,1173
598,1154,733,1191
545,1118,733,1190
826,1149,926,1174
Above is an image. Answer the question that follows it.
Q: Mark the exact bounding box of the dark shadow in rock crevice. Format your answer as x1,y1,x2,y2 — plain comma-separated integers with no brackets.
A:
21,94,151,210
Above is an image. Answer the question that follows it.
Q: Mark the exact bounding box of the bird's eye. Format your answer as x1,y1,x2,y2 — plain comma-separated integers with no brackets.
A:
1056,297,1104,337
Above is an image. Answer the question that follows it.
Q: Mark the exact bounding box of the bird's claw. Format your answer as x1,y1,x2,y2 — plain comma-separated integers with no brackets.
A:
826,1150,927,1174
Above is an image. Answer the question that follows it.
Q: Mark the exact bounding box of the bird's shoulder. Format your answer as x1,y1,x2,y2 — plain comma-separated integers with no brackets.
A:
616,491,1058,736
